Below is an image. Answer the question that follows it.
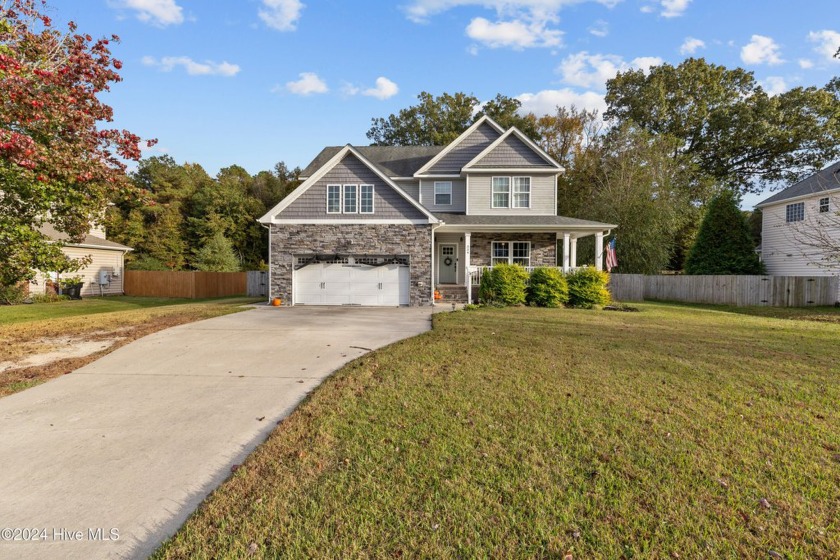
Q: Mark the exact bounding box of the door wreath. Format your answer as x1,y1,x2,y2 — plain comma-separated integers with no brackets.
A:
443,257,453,266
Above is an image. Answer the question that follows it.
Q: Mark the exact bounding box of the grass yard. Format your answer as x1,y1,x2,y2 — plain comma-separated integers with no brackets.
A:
0,296,260,396
154,303,840,559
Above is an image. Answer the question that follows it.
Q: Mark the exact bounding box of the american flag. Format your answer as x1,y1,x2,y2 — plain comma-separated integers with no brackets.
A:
605,239,618,272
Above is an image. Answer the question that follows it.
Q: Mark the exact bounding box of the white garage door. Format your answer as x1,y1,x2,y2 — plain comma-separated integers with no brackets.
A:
294,263,409,306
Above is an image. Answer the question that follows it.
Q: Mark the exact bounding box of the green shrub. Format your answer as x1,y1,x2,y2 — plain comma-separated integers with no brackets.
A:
478,264,529,306
527,267,569,308
0,283,27,305
31,293,70,304
567,266,611,308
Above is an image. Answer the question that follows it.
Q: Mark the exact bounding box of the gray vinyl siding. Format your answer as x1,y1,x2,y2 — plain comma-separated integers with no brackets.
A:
279,153,428,221
395,180,419,201
419,179,466,213
467,172,557,215
470,134,555,168
427,122,500,175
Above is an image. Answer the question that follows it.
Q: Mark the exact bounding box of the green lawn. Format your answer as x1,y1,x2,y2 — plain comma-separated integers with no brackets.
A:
154,303,840,559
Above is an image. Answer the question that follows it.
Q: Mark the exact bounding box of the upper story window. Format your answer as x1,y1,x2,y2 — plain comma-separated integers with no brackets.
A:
360,184,374,213
328,184,374,214
434,181,452,205
492,176,531,208
785,202,804,223
819,197,829,213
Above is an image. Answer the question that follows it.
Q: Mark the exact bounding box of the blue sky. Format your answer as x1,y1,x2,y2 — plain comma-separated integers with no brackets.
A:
53,1,839,207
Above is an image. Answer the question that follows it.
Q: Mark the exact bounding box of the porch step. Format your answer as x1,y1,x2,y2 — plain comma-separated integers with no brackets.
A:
436,285,470,304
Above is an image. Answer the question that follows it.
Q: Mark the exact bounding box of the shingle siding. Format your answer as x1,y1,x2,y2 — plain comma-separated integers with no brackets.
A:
470,134,553,168
427,122,501,175
278,154,427,221
467,172,557,215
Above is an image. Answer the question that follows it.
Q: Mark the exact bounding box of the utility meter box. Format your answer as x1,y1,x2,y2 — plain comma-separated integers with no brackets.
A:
99,270,110,285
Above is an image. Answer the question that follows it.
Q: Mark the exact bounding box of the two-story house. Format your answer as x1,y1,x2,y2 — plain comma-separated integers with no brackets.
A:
258,116,616,306
756,161,840,301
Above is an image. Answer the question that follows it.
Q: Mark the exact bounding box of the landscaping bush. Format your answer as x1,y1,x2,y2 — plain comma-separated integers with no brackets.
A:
527,267,569,308
478,264,529,306
567,266,611,308
31,293,70,304
0,283,27,305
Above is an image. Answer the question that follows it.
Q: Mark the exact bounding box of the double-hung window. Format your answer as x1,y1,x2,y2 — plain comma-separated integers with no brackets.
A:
360,184,374,213
327,185,341,213
492,176,531,208
434,181,452,206
491,241,531,266
785,202,804,223
819,197,829,213
492,177,510,208
343,184,358,213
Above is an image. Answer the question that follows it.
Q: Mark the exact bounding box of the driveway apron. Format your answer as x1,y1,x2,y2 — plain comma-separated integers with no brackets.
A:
0,306,432,560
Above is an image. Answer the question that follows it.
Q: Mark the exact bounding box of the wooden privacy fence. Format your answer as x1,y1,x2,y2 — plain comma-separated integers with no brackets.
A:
609,274,840,307
247,271,269,297
124,271,246,299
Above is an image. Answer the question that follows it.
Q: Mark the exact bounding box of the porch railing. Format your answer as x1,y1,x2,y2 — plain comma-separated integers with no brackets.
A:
469,265,581,285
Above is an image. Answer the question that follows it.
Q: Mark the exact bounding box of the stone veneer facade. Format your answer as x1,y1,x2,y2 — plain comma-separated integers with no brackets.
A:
270,224,433,306
469,232,557,267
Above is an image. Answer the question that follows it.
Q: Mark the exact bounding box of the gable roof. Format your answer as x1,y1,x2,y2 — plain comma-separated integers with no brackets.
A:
259,145,440,224
38,224,133,251
414,115,505,176
756,161,840,207
300,145,443,178
463,127,563,171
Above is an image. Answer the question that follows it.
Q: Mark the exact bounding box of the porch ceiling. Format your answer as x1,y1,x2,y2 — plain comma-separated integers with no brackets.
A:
433,212,616,234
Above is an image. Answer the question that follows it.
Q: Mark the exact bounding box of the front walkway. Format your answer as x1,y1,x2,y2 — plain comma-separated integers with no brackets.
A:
0,306,432,560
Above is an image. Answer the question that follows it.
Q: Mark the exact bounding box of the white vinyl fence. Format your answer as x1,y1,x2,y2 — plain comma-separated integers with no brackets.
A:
609,274,840,307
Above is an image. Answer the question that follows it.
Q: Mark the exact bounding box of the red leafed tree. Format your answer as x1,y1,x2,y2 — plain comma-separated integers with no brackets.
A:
0,0,153,288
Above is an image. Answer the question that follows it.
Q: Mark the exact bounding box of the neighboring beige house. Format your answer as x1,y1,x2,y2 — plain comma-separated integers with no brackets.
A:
259,115,616,306
30,223,132,297
756,162,840,302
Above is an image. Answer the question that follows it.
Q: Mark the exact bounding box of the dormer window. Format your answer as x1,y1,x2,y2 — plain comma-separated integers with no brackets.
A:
492,176,531,208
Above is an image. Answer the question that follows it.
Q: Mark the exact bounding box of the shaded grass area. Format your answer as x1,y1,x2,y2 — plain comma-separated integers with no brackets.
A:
645,300,840,323
0,297,260,397
155,303,839,559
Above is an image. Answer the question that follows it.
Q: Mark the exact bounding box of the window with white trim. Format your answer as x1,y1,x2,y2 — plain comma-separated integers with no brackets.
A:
513,177,530,208
434,181,452,205
491,241,531,266
327,185,341,213
343,184,358,213
360,184,374,213
492,177,510,208
786,202,804,222
819,197,829,213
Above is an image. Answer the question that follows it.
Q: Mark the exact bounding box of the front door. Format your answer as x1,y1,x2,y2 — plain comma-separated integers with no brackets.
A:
438,244,457,284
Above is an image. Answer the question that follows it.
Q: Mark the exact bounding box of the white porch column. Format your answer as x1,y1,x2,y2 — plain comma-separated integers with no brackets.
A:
570,236,578,269
595,231,604,271
562,232,571,273
464,232,472,304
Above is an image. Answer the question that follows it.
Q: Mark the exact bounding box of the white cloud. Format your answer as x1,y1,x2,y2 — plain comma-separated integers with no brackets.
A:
740,34,783,65
679,36,705,55
557,51,662,90
404,1,619,23
516,88,607,116
798,58,814,69
141,56,240,77
807,30,840,63
284,72,328,95
588,19,608,37
118,0,184,26
363,77,399,100
466,16,562,49
760,76,788,96
660,0,690,18
259,0,304,31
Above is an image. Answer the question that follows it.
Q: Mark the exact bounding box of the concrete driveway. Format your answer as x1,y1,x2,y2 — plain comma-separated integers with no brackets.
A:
0,306,432,560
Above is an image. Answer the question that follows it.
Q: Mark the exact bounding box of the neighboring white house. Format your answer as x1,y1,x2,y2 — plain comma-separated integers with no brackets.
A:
29,223,132,297
756,162,840,302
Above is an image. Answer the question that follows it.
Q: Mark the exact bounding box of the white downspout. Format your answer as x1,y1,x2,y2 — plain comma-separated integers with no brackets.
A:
260,221,271,303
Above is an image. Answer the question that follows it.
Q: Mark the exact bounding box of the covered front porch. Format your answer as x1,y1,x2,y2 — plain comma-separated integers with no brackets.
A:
431,213,617,304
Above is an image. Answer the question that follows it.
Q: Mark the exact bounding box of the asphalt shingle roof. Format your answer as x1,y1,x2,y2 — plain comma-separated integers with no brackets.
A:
757,161,840,207
39,224,133,251
434,213,616,228
300,146,445,178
